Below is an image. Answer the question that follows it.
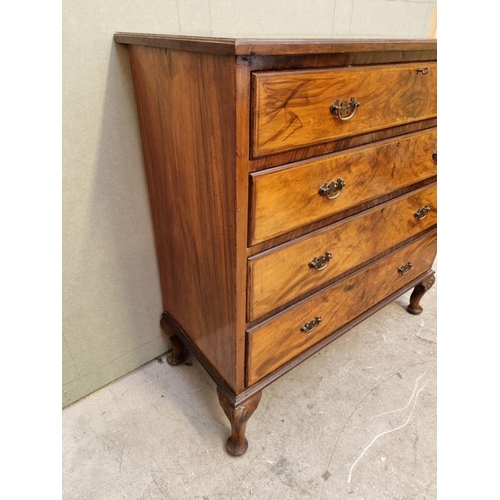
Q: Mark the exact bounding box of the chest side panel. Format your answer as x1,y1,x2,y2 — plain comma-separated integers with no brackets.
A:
129,45,239,390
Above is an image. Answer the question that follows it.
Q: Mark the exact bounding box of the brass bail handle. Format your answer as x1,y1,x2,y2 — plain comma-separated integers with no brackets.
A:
398,262,413,275
309,252,333,271
300,316,322,333
330,97,360,121
414,205,431,220
318,178,346,200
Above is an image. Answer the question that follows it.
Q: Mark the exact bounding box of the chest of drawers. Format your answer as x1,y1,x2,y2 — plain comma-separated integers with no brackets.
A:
115,33,437,456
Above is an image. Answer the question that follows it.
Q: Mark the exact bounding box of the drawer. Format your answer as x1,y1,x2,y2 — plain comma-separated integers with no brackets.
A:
252,62,436,157
249,129,436,245
247,230,437,385
248,184,436,321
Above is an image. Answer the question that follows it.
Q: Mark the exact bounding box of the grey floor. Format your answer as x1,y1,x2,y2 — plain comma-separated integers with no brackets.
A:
62,281,437,500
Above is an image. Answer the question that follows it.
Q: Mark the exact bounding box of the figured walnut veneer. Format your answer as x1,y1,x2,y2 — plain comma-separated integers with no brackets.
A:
115,34,437,456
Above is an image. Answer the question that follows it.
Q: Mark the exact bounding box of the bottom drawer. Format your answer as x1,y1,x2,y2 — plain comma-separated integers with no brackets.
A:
246,230,437,385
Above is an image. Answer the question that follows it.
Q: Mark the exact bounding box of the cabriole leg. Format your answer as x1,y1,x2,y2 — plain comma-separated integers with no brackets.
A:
160,313,188,365
407,273,436,315
217,387,262,456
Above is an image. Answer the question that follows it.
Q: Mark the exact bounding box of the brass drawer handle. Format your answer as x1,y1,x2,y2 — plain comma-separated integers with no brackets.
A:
416,67,429,75
398,262,413,275
432,150,437,162
330,97,360,121
414,205,431,220
318,178,346,200
309,252,333,271
300,316,322,333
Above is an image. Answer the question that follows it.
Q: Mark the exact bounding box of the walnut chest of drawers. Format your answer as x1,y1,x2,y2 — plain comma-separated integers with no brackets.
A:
115,33,437,456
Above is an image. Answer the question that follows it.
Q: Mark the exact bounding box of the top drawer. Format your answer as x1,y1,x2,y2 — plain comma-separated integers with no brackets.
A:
252,62,436,157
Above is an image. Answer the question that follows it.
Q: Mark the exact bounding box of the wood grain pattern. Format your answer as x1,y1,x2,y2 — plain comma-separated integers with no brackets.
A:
115,33,436,56
408,273,436,315
248,119,436,172
246,45,436,171
247,230,437,385
246,177,435,259
128,45,241,391
233,57,253,392
247,51,437,72
235,39,436,56
249,129,437,245
248,184,437,321
253,63,437,157
236,270,434,404
217,387,262,456
118,35,437,420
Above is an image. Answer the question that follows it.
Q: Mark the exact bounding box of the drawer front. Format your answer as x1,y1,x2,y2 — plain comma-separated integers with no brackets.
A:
252,62,436,157
248,184,436,321
249,129,436,245
247,230,437,385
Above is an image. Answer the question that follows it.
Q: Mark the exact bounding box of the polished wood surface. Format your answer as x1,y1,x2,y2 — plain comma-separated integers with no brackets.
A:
160,313,188,365
115,33,436,56
248,51,437,72
249,129,437,244
252,63,436,157
247,230,437,385
118,35,437,455
248,184,437,321
128,45,242,392
233,57,253,393
408,273,436,315
217,387,262,456
248,119,436,172
247,177,435,257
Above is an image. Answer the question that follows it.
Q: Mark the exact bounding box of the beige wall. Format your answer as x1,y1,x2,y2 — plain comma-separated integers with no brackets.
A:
62,0,437,407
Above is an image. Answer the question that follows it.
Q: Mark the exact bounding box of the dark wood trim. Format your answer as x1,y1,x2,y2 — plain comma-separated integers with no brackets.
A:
233,57,252,394
237,269,435,405
115,33,436,56
235,38,436,56
246,177,436,256
114,33,238,55
249,127,437,179
161,311,238,398
246,224,437,327
246,230,436,335
248,120,437,169
246,52,437,71
163,262,434,407
248,183,436,262
246,231,436,385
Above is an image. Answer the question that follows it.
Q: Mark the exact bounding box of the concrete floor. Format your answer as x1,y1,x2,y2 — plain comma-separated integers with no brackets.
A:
62,282,437,500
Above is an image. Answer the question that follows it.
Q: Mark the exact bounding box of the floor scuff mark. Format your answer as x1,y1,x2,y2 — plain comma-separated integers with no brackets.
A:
368,370,427,422
347,372,428,484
